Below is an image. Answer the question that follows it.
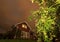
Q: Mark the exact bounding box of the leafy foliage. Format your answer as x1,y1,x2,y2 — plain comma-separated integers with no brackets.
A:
30,0,60,42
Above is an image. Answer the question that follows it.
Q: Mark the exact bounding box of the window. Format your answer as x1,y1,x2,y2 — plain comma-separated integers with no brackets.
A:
22,24,27,29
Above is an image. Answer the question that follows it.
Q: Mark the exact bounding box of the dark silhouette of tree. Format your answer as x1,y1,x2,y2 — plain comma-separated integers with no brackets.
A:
0,25,21,39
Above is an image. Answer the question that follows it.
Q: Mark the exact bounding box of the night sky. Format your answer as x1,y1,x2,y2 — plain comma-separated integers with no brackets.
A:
0,0,38,33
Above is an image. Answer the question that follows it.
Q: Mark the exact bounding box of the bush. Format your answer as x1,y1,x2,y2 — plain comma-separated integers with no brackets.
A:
30,0,60,42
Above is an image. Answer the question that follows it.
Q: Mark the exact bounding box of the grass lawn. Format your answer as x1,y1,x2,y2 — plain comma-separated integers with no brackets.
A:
0,39,36,42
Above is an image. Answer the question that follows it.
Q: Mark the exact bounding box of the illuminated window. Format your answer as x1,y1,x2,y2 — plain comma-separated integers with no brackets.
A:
22,24,27,29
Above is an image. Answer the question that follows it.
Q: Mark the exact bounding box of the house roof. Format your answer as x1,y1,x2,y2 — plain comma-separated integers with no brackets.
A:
15,21,32,32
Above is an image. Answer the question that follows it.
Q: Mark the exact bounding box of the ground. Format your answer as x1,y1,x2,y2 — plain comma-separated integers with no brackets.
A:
0,39,36,42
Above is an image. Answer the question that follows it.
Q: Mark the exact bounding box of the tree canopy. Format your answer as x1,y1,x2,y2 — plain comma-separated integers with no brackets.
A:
30,0,60,42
